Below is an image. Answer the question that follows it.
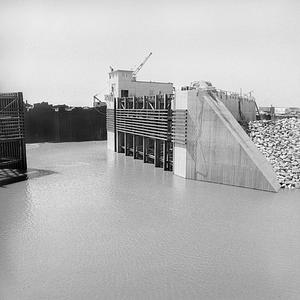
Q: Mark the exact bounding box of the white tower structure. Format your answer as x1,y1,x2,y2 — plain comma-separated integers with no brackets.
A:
108,70,173,98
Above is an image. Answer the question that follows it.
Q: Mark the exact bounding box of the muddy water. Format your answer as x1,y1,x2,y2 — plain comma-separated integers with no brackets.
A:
0,141,300,300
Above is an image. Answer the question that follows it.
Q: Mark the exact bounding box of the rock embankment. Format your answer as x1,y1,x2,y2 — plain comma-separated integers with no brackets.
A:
249,118,300,189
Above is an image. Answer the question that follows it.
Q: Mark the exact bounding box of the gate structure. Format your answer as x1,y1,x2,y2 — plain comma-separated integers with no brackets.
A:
0,92,27,183
107,89,280,192
113,95,175,171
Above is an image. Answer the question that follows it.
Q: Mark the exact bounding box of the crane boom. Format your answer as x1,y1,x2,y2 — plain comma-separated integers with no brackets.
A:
132,52,152,77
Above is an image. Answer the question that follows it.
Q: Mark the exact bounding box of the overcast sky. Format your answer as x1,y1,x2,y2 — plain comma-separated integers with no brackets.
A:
1,0,299,107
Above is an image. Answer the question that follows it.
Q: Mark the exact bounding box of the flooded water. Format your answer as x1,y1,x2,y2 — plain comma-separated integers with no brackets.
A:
1,141,300,299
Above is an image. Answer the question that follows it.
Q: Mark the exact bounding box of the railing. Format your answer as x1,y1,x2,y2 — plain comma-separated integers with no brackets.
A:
214,89,255,102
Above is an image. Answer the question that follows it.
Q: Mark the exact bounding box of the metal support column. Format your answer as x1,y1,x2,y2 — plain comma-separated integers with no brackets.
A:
154,139,160,167
124,133,129,156
143,137,148,163
154,95,158,110
163,141,167,170
133,135,137,159
17,92,27,170
164,94,167,110
117,131,122,153
113,97,117,152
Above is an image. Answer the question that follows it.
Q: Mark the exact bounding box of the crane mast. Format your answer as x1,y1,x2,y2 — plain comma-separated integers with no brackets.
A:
132,52,152,78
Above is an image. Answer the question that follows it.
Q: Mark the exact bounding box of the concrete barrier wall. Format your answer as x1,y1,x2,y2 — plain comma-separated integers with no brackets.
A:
174,89,280,192
25,104,106,143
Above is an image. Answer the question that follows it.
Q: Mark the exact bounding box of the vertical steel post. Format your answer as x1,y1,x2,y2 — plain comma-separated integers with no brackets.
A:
117,131,121,153
143,137,148,163
163,141,167,170
114,97,117,152
124,133,129,156
133,135,137,159
154,140,160,167
18,92,27,170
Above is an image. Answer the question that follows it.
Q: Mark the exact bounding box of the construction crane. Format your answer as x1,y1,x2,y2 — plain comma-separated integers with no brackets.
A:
92,93,106,115
132,52,152,78
93,93,101,106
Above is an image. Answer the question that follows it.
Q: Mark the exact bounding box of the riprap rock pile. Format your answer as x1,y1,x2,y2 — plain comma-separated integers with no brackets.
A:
249,118,300,189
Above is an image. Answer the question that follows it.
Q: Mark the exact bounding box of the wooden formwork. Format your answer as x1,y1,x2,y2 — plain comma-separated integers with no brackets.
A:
110,95,174,171
0,93,27,182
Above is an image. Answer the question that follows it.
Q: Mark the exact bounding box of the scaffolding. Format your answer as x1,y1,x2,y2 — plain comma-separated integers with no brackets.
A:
107,94,186,171
0,93,27,183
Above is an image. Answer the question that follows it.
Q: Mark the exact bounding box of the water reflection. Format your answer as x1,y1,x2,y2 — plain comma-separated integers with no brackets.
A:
0,141,300,299
0,179,30,292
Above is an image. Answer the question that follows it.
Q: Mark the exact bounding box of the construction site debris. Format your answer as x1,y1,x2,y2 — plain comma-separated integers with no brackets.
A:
249,118,300,189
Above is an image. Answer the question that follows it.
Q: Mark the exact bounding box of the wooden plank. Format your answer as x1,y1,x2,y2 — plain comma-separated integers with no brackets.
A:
117,128,168,140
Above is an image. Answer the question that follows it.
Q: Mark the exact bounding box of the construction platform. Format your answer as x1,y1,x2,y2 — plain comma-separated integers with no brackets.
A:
106,84,280,192
0,92,27,184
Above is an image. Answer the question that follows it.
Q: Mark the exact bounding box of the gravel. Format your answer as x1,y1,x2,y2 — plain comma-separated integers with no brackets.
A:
249,118,300,189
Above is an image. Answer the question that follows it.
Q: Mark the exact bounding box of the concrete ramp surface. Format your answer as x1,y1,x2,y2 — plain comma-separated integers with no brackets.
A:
175,89,280,192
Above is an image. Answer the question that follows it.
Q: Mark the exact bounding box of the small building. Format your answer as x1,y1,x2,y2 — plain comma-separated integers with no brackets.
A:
108,70,173,98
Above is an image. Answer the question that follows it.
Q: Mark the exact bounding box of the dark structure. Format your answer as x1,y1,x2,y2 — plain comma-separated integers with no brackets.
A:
25,103,106,143
0,93,27,184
